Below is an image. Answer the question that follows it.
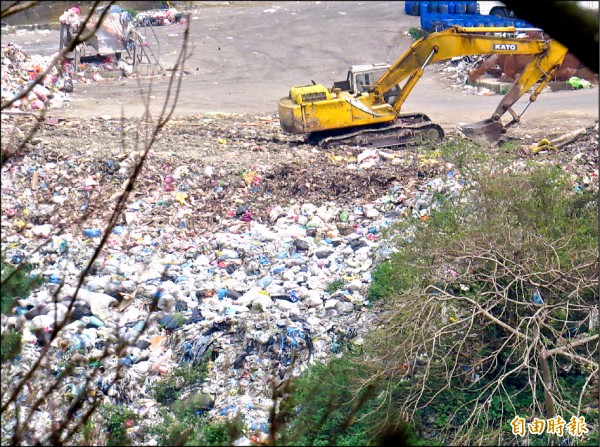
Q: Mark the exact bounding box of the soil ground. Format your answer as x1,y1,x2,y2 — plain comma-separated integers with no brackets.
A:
2,1,598,140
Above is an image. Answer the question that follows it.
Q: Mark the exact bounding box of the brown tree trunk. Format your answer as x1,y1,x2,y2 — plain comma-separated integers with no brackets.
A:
539,350,556,419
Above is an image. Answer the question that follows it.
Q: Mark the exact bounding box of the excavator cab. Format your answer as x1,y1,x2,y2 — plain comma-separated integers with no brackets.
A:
333,64,401,105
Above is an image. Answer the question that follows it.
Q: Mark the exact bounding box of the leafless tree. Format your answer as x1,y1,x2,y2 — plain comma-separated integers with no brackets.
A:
1,1,191,444
361,171,598,445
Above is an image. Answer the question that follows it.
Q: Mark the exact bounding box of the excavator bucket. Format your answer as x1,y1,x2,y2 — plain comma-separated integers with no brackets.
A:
457,119,504,145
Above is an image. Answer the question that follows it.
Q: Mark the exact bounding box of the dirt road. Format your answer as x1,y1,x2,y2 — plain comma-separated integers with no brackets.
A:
3,1,598,136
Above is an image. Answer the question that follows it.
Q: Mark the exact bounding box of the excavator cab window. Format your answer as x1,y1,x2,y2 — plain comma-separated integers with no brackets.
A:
355,73,373,93
354,69,400,104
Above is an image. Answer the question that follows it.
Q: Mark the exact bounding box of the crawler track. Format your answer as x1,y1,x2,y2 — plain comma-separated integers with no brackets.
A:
309,113,445,150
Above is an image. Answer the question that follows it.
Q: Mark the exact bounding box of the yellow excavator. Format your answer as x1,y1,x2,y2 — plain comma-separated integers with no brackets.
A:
278,26,568,148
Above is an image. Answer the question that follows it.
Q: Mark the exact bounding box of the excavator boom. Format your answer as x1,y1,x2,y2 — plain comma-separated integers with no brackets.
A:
278,26,568,148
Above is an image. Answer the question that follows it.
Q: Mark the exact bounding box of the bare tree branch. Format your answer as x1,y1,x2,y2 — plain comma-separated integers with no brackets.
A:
1,1,38,19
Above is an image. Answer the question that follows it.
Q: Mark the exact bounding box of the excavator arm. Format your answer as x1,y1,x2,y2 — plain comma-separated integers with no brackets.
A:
371,27,567,115
457,31,569,143
278,26,569,147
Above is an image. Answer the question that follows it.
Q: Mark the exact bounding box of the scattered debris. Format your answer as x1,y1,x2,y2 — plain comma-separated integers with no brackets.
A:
135,7,189,27
525,124,597,154
1,112,597,444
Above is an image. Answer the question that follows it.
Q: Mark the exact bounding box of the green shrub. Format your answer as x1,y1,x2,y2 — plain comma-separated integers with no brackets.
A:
0,259,41,363
147,358,216,444
170,392,214,420
363,160,598,445
368,253,419,302
325,279,345,294
439,137,489,172
1,329,22,362
192,417,244,446
151,359,210,405
148,407,243,446
408,27,427,40
1,260,46,315
147,410,193,446
152,380,181,406
278,355,418,446
101,404,136,446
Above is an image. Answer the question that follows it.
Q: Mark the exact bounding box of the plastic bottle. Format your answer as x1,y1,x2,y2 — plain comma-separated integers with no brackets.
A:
258,276,274,288
219,405,236,416
49,274,61,284
120,357,133,366
272,266,285,275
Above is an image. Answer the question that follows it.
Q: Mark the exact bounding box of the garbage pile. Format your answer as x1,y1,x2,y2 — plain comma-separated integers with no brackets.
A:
1,114,597,445
1,43,73,111
135,7,188,27
436,56,499,95
59,6,82,39
436,54,598,96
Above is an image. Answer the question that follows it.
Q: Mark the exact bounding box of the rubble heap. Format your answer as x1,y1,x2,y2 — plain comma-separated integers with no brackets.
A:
1,43,72,111
1,114,597,445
